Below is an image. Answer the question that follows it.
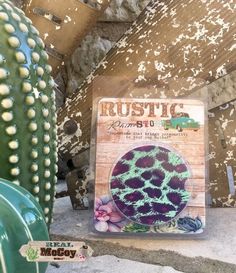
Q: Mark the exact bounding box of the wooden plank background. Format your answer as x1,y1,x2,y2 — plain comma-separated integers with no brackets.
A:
57,0,236,161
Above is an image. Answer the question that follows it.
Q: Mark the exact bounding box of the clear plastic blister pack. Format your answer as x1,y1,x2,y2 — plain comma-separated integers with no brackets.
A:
90,78,208,238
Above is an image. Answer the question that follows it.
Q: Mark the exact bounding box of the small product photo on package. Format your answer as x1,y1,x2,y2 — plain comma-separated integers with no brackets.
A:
94,98,206,236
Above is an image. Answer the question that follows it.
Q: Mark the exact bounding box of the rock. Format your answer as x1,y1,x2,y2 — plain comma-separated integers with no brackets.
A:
63,0,150,95
66,33,114,95
191,70,236,109
89,22,131,41
71,34,113,78
66,22,130,95
208,71,236,108
101,0,150,22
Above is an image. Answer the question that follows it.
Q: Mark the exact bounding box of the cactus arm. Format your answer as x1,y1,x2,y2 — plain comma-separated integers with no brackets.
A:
0,0,57,225
0,179,49,273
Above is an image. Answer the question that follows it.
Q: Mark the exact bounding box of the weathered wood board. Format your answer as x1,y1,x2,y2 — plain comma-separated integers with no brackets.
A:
208,100,236,207
23,0,111,73
66,167,89,209
57,0,236,161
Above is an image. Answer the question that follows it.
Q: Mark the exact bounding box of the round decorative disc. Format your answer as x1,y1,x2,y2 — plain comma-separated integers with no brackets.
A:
110,145,191,226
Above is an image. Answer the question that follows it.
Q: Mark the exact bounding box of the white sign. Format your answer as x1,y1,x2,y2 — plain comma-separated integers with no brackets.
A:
19,241,93,262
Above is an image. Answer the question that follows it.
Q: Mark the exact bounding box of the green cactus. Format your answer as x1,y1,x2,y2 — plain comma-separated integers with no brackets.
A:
0,178,49,273
0,0,57,225
25,247,39,261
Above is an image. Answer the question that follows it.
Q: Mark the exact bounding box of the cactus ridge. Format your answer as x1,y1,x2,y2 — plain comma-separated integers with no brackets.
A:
0,0,57,225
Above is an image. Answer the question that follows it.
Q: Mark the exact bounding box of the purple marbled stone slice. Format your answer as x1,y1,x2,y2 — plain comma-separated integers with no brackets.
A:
162,162,175,172
150,178,163,187
122,151,134,161
143,188,162,198
175,164,188,173
137,203,152,214
167,192,182,206
156,152,168,162
125,177,144,189
123,205,136,217
112,162,130,176
169,177,186,190
152,203,176,214
135,156,155,168
149,170,165,187
138,215,156,225
141,171,152,180
155,214,172,222
124,191,144,202
152,169,165,180
162,162,187,174
110,179,126,190
138,214,172,225
115,200,127,211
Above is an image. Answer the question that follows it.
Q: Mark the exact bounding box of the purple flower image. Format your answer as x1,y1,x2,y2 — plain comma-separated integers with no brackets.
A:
94,196,126,232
